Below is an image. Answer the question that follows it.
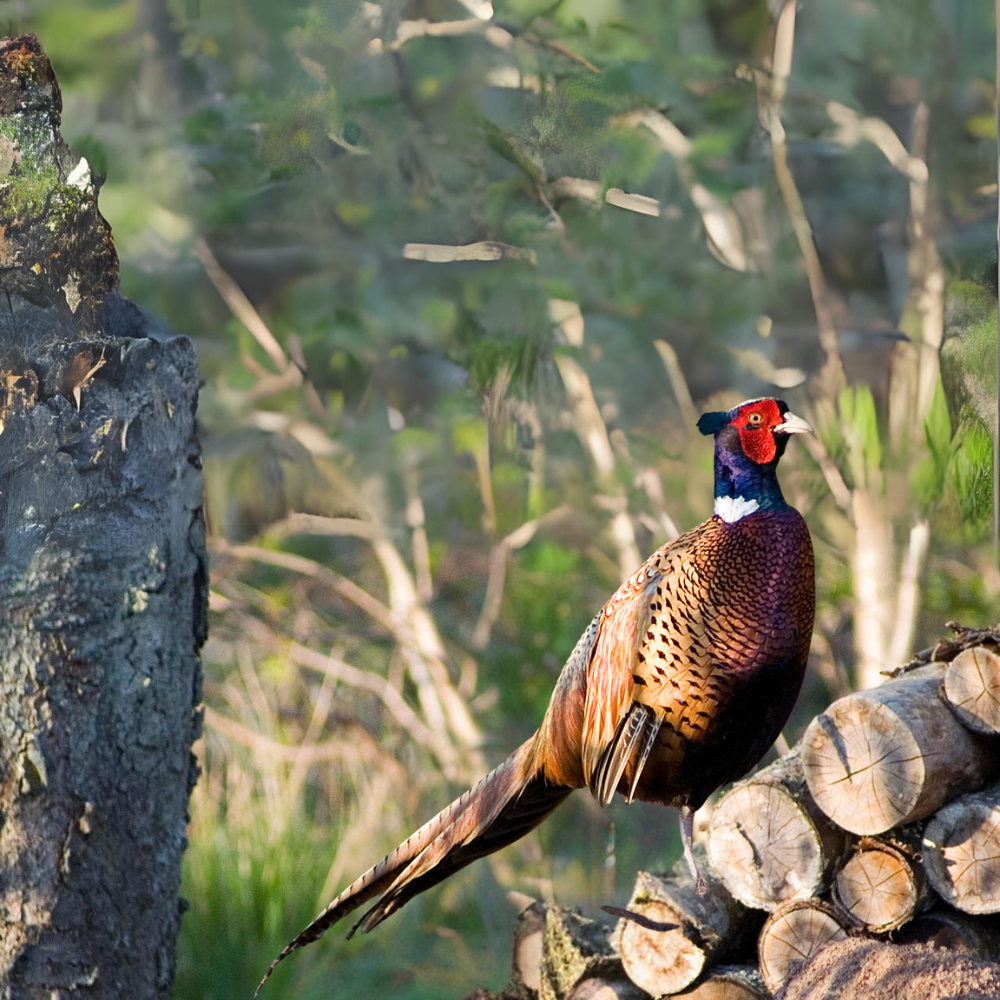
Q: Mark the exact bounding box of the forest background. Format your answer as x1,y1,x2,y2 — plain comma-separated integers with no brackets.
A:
4,0,998,997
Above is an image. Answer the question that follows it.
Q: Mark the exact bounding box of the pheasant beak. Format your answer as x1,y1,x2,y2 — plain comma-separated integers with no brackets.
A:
774,411,813,435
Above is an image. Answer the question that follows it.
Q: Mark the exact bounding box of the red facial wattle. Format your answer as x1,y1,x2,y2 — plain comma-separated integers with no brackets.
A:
733,399,782,465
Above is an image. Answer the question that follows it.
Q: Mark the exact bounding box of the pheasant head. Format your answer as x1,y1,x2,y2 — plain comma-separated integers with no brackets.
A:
697,398,812,523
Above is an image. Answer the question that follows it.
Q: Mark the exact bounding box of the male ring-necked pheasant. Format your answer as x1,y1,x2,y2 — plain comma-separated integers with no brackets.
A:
258,397,814,992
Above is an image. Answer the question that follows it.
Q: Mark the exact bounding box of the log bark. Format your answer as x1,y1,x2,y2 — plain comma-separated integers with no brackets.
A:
707,749,847,911
515,902,620,1000
800,665,996,835
895,909,1000,961
942,646,1000,735
832,836,926,932
757,899,847,993
614,865,759,997
922,781,1000,914
0,34,205,998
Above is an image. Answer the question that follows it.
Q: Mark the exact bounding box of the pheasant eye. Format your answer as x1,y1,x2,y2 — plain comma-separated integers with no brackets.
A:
747,412,763,426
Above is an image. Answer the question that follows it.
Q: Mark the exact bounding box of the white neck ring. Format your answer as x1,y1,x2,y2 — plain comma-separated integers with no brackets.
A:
714,495,760,523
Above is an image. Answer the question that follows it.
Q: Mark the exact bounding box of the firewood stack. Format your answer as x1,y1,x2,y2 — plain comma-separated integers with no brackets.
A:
470,625,1000,1000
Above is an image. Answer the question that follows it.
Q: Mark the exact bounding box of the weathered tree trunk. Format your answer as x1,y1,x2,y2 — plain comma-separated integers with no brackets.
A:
942,646,1000,735
613,866,759,997
756,899,847,993
707,749,847,911
0,34,205,998
922,781,1000,915
800,664,996,834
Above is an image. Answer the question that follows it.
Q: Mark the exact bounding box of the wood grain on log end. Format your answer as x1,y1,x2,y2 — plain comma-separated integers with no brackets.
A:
565,975,650,1000
801,665,996,835
758,899,847,993
943,646,1000,735
833,839,924,932
615,866,758,997
923,781,1000,915
708,750,844,910
674,964,769,999
511,899,546,992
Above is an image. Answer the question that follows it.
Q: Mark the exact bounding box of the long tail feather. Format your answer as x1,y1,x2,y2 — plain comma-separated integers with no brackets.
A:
255,739,570,995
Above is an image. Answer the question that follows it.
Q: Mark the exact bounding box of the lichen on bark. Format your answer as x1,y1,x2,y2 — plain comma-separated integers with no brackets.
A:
0,34,119,315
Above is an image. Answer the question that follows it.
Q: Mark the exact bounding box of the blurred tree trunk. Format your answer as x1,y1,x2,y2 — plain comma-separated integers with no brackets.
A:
0,34,206,998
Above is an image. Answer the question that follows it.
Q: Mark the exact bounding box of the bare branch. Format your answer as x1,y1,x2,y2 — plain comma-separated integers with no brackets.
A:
615,110,755,272
555,353,641,578
605,188,660,217
385,18,514,52
404,463,434,603
403,241,537,263
887,520,931,668
256,513,485,769
756,3,845,389
204,705,377,766
224,543,401,637
826,101,928,183
653,340,697,429
192,235,292,374
801,434,853,514
287,640,448,764
471,505,574,650
548,177,602,205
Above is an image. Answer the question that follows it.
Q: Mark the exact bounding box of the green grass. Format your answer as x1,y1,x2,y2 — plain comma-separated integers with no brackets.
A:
174,795,514,1000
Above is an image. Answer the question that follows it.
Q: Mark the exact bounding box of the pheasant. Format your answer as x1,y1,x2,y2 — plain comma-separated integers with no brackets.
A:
257,396,815,992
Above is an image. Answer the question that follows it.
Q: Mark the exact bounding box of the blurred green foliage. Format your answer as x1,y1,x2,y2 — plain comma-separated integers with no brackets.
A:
8,0,998,996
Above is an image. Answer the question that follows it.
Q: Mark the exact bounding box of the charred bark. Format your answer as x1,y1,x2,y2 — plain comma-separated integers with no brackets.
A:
0,34,205,999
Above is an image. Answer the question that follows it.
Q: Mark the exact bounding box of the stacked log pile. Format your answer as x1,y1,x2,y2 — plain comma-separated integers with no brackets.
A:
469,625,1000,1000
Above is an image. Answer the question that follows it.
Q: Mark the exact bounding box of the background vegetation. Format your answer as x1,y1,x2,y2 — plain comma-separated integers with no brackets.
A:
3,0,997,997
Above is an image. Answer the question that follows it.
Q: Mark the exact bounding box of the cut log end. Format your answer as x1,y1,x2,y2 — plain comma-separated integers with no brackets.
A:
802,666,996,835
708,772,825,910
943,646,1000,735
833,842,922,932
803,696,923,834
757,899,847,993
617,896,707,995
923,782,1000,915
615,867,756,997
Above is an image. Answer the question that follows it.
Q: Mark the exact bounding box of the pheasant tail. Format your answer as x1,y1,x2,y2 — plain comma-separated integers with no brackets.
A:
254,740,571,995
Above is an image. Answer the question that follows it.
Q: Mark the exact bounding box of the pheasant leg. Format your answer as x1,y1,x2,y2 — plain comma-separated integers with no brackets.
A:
680,806,707,894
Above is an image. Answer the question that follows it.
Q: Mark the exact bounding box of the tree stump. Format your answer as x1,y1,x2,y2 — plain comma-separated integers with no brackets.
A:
832,837,926,932
942,646,1000,735
922,782,1000,914
707,749,846,911
757,899,847,993
0,34,205,998
614,865,759,997
800,665,996,835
